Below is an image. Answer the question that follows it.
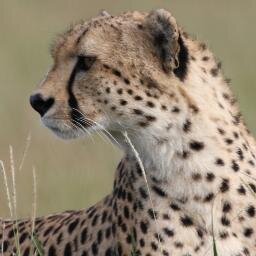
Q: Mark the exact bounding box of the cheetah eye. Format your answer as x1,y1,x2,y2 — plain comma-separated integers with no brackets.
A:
76,55,96,72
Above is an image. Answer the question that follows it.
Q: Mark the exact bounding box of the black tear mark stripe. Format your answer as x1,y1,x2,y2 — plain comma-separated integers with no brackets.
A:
173,35,189,81
67,58,90,127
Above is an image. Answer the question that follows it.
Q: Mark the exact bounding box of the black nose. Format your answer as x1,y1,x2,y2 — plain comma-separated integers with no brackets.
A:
30,93,54,117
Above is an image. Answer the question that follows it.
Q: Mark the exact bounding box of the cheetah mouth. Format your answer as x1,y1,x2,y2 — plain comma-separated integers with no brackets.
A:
42,117,94,139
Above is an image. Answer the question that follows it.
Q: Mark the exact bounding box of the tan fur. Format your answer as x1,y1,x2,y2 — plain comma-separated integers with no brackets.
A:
2,9,256,256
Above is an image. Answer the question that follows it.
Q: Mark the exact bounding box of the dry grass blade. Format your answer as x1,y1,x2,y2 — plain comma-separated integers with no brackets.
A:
9,145,17,216
31,166,37,234
9,146,21,256
31,167,45,256
1,222,5,256
18,133,31,172
123,131,163,253
31,234,44,256
0,160,13,218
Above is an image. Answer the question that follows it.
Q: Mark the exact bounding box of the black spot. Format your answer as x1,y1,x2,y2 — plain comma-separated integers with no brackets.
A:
221,216,230,226
248,160,255,166
247,205,255,217
101,210,108,224
170,203,180,211
180,215,193,226
137,24,143,30
123,206,130,219
161,105,167,110
43,226,53,237
133,109,144,115
92,214,99,226
197,228,204,239
23,247,30,256
139,238,145,247
220,178,229,193
134,95,143,101
237,185,246,195
48,245,57,256
147,101,155,108
148,208,157,219
68,219,79,234
117,88,123,94
64,243,72,256
145,115,156,122
237,148,244,161
105,227,111,238
127,89,133,95
151,241,158,251
215,158,225,166
189,141,204,151
222,201,232,213
139,187,148,199
103,64,110,69
112,69,121,77
204,193,214,202
174,241,183,248
57,233,63,244
126,234,132,244
173,36,189,81
140,221,148,234
138,122,149,127
231,160,239,172
181,151,190,159
163,227,174,237
243,228,253,237
218,128,225,135
120,99,127,106
121,223,127,233
225,138,233,145
191,173,202,181
80,228,88,244
162,214,170,220
8,228,16,238
172,106,180,113
19,232,28,244
163,250,169,256
243,247,250,256
152,185,167,197
211,67,219,77
249,183,256,193
92,242,98,255
206,172,215,182
219,231,229,239
202,56,209,61
183,119,192,132
97,230,103,244
105,248,114,256
124,78,130,84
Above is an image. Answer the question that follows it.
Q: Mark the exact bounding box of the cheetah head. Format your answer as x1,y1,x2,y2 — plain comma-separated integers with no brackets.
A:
30,9,188,142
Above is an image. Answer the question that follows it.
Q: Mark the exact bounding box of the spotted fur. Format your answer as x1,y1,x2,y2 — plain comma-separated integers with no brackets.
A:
4,9,256,255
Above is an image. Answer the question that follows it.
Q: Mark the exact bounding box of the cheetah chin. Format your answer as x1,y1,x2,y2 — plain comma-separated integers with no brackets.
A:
42,117,87,139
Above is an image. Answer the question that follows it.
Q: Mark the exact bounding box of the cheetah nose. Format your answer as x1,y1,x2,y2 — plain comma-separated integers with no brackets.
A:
29,93,55,117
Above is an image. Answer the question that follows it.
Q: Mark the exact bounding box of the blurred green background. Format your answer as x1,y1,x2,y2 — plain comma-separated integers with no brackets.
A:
0,0,255,218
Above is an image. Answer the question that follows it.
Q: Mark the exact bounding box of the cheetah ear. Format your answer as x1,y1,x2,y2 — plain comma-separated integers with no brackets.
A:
145,9,180,73
99,10,111,17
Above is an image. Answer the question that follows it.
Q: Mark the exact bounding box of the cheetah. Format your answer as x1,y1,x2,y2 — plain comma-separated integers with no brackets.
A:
1,9,256,256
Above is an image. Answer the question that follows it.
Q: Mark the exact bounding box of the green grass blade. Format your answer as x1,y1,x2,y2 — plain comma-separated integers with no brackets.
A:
31,233,44,256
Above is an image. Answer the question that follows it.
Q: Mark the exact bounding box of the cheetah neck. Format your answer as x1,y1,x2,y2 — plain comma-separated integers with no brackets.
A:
112,37,256,228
